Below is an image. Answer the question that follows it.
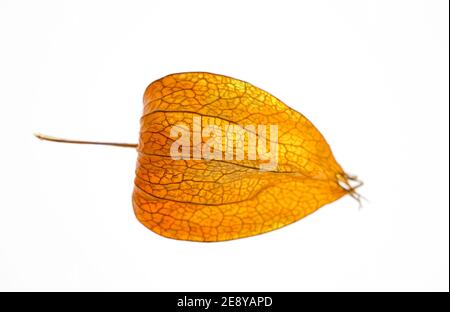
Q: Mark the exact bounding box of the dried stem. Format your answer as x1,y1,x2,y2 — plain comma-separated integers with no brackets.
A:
34,133,138,149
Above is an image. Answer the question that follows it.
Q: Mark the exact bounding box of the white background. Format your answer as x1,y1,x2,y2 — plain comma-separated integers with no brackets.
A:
0,0,448,291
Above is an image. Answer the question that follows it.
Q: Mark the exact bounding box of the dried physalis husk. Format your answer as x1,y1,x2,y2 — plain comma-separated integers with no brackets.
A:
132,72,362,242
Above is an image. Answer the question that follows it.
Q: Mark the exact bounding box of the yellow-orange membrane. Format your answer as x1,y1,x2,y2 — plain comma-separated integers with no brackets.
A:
133,72,359,242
